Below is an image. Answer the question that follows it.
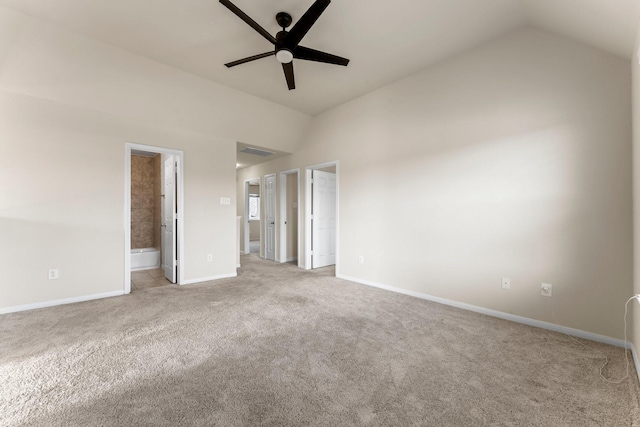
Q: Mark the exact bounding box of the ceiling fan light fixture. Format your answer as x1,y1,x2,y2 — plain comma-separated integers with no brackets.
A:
276,49,294,64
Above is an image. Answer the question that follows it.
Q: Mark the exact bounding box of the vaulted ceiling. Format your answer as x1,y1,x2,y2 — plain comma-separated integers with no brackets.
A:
0,0,638,116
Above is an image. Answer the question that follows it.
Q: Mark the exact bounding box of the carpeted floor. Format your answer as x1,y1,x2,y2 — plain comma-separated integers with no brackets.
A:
1,255,639,426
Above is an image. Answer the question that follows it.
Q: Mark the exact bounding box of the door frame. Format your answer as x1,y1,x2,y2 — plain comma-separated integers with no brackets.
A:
304,161,339,273
264,173,277,261
279,168,301,267
243,177,261,255
161,153,177,283
124,143,185,294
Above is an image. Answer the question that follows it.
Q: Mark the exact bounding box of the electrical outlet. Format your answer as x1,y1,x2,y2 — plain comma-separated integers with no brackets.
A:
358,255,364,264
207,254,213,262
48,269,59,280
501,277,511,290
541,283,553,297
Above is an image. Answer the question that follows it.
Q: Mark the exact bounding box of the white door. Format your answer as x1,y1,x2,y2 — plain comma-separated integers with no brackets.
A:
265,175,276,261
244,181,250,254
161,154,177,283
312,170,336,268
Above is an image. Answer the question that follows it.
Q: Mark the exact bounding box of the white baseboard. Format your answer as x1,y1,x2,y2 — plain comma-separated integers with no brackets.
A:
337,273,630,349
0,290,125,315
130,264,161,272
2,272,239,314
181,272,237,285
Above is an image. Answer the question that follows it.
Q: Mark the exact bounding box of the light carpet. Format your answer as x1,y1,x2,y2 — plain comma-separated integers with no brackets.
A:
1,255,639,426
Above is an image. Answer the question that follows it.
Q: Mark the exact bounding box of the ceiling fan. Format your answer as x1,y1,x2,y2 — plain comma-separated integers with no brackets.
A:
219,0,350,90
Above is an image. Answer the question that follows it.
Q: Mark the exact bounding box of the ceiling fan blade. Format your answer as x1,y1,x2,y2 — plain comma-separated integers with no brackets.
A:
219,0,277,45
294,46,349,66
225,51,275,68
282,62,295,90
286,0,331,47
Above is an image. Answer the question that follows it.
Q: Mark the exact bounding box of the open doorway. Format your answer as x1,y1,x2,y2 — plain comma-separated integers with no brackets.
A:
279,169,300,266
305,162,338,272
244,178,261,257
124,143,184,294
264,174,276,261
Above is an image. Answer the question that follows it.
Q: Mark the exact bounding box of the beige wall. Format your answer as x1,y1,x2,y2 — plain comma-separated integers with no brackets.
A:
632,25,640,355
238,28,633,339
0,6,310,153
248,184,260,240
0,91,239,308
0,5,310,310
316,166,336,174
249,222,261,241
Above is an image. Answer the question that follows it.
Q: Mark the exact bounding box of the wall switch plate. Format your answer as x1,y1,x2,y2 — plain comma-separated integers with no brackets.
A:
541,283,553,297
48,269,59,280
501,277,511,290
220,197,231,205
207,254,213,262
358,256,364,264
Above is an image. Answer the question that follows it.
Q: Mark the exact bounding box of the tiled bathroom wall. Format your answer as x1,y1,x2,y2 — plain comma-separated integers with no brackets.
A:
131,154,161,249
153,155,162,248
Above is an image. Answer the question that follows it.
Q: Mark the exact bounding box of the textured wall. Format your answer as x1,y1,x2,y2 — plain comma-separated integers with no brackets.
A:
153,155,162,248
131,154,160,249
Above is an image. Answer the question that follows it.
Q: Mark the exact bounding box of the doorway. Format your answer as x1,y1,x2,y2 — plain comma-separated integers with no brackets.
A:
264,174,276,261
244,178,261,256
305,162,338,272
124,143,184,294
279,169,300,266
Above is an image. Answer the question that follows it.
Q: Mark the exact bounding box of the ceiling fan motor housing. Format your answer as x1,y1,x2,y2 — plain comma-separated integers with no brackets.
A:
275,30,294,63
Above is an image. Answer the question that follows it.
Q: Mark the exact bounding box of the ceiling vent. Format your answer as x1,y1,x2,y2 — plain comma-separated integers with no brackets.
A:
131,149,157,157
240,147,274,157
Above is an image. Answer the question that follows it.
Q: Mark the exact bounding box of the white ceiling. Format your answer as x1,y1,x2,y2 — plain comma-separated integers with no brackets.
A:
0,0,638,116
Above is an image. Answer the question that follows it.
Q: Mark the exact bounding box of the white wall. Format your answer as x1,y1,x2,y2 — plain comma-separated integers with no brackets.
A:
0,6,310,311
239,28,633,339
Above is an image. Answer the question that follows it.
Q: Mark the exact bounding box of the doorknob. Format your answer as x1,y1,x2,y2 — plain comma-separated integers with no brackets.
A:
270,222,275,225
161,224,166,228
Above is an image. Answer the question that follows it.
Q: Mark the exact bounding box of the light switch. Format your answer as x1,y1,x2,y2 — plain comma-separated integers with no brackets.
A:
220,197,231,205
